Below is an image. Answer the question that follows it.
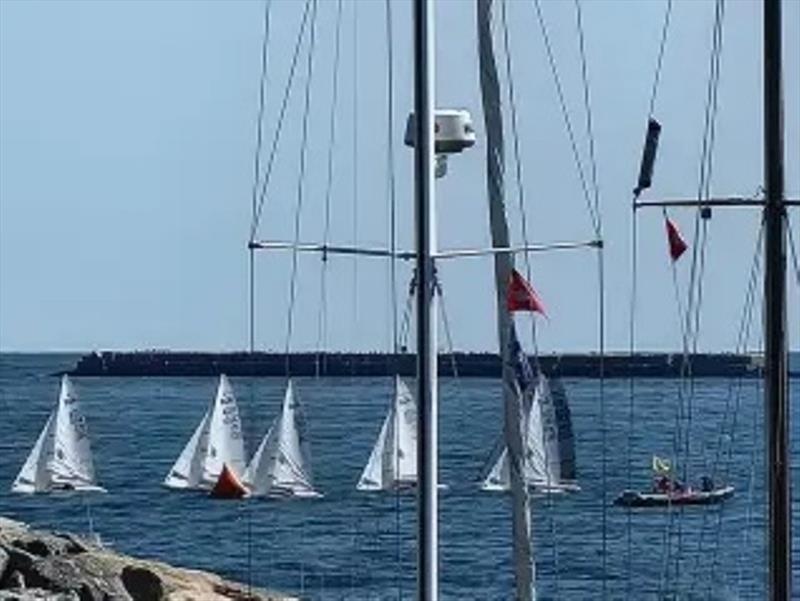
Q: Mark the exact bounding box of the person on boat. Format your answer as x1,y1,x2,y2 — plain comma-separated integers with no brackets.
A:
700,475,714,492
654,476,671,493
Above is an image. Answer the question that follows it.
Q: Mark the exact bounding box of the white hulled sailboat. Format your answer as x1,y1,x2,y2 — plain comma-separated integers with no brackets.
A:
244,380,321,499
481,362,579,494
12,375,105,494
163,374,247,490
357,376,417,491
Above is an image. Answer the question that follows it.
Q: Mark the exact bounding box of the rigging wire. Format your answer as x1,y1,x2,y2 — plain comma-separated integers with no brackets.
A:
283,0,319,371
670,1,726,588
625,207,638,601
499,0,538,358
734,355,763,597
701,224,764,596
651,1,725,593
315,0,345,376
627,1,673,592
788,217,800,290
351,0,360,357
680,217,764,592
647,0,674,121
251,0,313,240
573,4,608,599
382,0,404,596
531,0,600,238
246,2,271,594
250,0,272,352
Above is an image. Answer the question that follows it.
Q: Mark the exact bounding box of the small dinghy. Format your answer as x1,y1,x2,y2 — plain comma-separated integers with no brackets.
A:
614,484,735,507
357,376,417,492
244,380,322,499
615,455,734,507
164,374,247,491
12,375,106,494
481,368,580,494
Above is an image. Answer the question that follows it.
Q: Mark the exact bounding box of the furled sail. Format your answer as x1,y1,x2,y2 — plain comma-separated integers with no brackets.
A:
357,376,417,491
163,374,246,490
244,380,321,498
12,375,105,494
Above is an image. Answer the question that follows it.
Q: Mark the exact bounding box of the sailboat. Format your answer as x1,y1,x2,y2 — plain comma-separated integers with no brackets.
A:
163,374,247,491
11,375,106,494
481,363,579,494
357,376,417,491
243,380,321,499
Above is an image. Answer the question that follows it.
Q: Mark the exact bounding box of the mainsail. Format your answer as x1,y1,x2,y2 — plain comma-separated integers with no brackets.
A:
12,375,105,494
163,374,246,490
244,380,321,498
357,376,417,491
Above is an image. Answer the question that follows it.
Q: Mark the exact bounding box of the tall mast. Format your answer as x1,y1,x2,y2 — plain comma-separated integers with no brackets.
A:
476,0,535,599
763,1,790,599
413,0,438,599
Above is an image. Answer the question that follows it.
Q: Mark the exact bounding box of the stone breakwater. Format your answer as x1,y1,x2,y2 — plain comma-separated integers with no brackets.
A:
0,518,295,601
68,350,768,378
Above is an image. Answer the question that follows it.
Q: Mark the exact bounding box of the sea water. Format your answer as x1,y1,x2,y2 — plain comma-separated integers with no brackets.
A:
0,353,797,600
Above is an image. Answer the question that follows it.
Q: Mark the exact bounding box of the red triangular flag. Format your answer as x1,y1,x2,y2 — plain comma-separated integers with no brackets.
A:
507,269,546,315
665,217,688,261
210,463,248,499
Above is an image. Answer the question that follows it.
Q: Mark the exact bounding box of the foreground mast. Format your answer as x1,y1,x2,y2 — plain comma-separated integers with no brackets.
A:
412,0,438,599
763,1,790,599
476,0,535,598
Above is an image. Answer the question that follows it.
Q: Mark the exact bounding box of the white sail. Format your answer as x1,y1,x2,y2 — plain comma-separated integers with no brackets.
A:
357,376,417,491
164,410,210,489
12,376,105,494
244,380,320,498
11,414,55,493
163,374,246,490
201,374,247,484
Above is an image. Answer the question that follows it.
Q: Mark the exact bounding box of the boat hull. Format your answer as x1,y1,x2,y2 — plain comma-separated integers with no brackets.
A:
614,485,734,507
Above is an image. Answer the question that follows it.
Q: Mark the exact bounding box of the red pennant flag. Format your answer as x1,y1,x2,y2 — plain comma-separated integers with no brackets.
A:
665,217,688,261
507,269,547,315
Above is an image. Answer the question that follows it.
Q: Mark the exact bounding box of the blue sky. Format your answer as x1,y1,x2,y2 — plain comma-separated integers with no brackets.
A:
1,0,798,354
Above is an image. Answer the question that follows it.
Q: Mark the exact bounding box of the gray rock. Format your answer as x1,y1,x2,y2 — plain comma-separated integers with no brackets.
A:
7,570,26,589
1,518,295,600
0,589,80,601
12,540,53,559
1,546,36,585
0,546,9,582
120,565,165,601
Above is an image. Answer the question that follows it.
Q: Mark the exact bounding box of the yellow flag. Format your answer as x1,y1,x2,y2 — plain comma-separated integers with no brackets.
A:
652,455,672,475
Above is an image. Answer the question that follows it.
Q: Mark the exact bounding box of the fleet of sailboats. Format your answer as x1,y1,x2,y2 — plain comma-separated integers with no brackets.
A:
9,362,578,500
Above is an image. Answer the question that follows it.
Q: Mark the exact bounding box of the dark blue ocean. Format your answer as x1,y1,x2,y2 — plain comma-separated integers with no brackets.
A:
0,353,797,599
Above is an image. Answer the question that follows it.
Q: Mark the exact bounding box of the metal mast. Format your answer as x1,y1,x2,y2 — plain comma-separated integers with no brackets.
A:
476,0,535,599
763,1,790,599
413,0,438,599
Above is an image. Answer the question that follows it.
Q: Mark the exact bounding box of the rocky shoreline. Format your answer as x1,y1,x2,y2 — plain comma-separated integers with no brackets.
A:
0,517,295,601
